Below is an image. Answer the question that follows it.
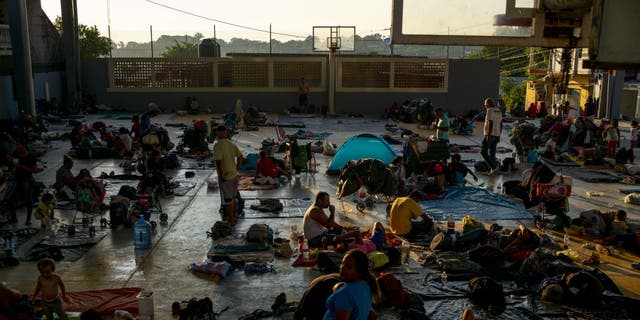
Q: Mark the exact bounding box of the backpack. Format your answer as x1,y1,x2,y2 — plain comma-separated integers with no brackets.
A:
246,224,272,244
179,297,215,320
316,250,344,273
468,276,505,307
163,153,181,169
109,202,128,228
474,161,490,173
118,185,138,200
376,272,407,308
209,221,233,239
429,232,453,252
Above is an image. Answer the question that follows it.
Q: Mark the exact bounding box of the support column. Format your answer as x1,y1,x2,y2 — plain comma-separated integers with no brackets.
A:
61,0,79,108
7,0,36,117
328,50,336,115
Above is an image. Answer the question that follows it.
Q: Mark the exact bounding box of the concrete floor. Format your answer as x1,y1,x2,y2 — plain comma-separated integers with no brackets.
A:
2,113,640,319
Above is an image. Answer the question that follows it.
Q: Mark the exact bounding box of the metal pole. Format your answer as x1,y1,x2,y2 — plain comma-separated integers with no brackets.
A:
328,49,336,115
150,25,154,58
73,0,81,90
107,0,112,58
269,24,272,54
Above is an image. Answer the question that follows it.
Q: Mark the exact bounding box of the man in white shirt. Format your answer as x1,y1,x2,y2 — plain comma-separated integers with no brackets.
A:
481,98,502,175
302,191,361,248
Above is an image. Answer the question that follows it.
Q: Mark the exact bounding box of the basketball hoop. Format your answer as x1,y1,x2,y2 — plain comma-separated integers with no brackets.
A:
312,26,355,52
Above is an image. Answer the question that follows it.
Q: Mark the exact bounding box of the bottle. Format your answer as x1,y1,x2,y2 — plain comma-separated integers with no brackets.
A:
446,214,455,235
134,215,152,250
563,233,569,249
441,270,448,286
401,241,411,265
302,239,310,262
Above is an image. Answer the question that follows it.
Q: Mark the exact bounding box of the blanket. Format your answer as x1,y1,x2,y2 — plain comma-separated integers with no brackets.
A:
243,198,311,218
207,237,274,263
539,155,580,167
39,287,143,315
238,175,278,190
418,186,532,221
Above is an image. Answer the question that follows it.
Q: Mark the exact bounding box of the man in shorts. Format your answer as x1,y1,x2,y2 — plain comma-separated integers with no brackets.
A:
302,191,360,248
213,125,244,225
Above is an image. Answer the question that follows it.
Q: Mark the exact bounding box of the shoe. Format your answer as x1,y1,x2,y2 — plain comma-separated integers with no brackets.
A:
488,167,498,176
632,263,640,270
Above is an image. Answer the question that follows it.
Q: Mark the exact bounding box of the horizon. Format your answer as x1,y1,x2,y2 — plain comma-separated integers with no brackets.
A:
40,0,507,45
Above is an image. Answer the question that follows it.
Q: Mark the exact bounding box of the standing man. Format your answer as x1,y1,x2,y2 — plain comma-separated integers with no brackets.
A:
434,107,449,143
480,98,502,175
388,190,433,237
298,77,310,113
302,191,361,248
213,125,244,225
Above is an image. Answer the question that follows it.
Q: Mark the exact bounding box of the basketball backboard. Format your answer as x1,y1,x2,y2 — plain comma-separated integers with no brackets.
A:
312,26,356,52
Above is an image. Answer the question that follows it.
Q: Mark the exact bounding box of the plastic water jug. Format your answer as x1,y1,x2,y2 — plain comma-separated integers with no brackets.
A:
134,216,152,249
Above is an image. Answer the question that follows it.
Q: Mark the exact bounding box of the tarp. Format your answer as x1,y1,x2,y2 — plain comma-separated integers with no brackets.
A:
418,186,533,221
327,134,397,174
48,287,143,315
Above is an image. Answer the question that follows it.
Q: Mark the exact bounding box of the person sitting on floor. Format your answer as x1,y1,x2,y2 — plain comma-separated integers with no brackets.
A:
255,150,288,185
350,221,386,253
595,210,636,249
501,225,540,260
447,154,478,186
302,191,361,249
388,190,434,237
54,155,77,200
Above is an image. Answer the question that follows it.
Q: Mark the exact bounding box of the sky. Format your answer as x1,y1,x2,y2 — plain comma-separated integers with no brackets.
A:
40,0,511,44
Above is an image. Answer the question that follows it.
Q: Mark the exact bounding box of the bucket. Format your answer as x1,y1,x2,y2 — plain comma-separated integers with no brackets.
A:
137,291,154,318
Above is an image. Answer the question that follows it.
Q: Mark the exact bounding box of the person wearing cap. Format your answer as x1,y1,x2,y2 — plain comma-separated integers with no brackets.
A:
480,98,502,175
213,125,244,225
434,107,449,143
388,190,433,237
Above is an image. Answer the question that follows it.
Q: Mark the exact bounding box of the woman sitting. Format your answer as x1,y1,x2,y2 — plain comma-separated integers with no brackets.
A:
255,150,288,185
323,250,380,320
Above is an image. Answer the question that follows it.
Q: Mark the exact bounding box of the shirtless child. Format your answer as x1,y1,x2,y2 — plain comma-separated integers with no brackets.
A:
33,258,70,320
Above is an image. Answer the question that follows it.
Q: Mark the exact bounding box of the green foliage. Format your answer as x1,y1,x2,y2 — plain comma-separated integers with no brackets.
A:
500,77,526,112
161,40,199,58
54,16,111,58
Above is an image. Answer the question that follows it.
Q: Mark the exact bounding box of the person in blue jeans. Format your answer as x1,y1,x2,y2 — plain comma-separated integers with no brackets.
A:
480,98,502,175
323,250,380,320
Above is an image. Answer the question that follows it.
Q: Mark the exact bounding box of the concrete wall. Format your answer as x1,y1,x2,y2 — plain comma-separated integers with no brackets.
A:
82,58,499,115
33,71,63,101
0,75,17,118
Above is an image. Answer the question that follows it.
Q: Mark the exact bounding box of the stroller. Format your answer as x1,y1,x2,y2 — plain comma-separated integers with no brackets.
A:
536,174,572,230
72,178,107,236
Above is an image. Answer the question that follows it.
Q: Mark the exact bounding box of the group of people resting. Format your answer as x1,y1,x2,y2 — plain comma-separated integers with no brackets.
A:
69,109,169,160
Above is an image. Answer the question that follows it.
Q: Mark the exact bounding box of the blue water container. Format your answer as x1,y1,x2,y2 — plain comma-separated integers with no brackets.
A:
133,216,152,249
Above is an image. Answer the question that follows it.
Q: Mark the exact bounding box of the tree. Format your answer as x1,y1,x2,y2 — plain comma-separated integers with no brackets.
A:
161,41,199,58
54,17,111,58
500,77,526,113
